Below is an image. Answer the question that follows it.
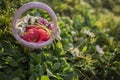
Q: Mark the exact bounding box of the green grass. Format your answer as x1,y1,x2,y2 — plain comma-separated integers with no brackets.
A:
0,0,120,80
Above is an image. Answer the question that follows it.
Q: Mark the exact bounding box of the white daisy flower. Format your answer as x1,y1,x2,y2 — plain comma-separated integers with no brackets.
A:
83,30,95,37
15,27,25,36
30,16,38,25
96,45,104,54
71,48,80,57
23,14,31,23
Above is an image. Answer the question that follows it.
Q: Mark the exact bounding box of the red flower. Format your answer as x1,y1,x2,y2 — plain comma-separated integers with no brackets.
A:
22,25,50,43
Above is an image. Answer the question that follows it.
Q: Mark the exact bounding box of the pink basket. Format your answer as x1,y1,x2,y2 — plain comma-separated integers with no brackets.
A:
12,2,60,49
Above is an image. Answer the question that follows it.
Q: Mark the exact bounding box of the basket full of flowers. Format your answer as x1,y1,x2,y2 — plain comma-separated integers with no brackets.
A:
12,2,60,49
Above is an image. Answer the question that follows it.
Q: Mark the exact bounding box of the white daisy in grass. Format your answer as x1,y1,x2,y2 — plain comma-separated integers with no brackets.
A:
70,48,83,57
83,29,95,38
96,45,104,54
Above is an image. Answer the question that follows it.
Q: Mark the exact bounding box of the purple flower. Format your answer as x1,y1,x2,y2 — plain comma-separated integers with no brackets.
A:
41,18,48,25
48,23,52,28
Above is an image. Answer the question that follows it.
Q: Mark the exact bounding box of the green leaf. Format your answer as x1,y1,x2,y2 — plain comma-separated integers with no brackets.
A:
29,75,35,80
41,75,50,80
53,62,61,71
12,77,20,80
17,57,25,62
36,53,43,64
56,41,63,49
47,69,57,78
36,77,39,80
82,46,87,52
10,61,19,67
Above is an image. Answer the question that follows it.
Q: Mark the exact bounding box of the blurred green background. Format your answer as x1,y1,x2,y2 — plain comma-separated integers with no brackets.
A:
0,0,120,80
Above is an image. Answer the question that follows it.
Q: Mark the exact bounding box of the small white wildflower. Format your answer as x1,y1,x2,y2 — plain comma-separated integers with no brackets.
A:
83,30,95,37
30,16,36,24
23,14,31,23
71,48,80,57
21,23,27,28
16,21,27,30
35,16,39,19
37,17,41,23
96,45,104,54
15,27,25,36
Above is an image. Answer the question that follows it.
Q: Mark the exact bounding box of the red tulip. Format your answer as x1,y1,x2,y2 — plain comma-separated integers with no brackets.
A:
22,25,50,43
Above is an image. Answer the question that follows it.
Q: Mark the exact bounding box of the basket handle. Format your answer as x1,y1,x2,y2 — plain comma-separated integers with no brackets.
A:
12,2,58,34
12,2,59,49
